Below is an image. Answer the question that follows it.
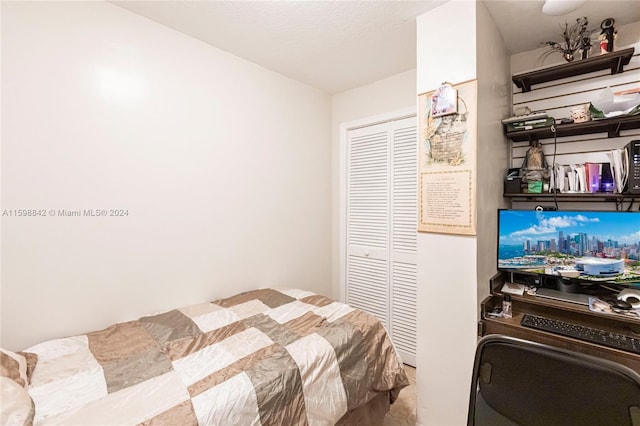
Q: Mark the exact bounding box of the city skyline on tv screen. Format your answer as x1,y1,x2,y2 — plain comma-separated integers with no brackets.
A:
498,210,640,284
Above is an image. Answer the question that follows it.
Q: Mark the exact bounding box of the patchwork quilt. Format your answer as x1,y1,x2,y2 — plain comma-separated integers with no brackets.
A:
23,288,409,425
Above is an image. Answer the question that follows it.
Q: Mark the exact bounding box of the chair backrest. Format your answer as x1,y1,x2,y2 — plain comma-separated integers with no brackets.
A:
467,335,640,426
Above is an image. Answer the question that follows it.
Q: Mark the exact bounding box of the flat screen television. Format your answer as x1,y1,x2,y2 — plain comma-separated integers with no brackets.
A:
497,209,640,296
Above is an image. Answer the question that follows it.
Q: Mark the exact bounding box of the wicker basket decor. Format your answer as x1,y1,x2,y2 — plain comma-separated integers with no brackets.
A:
425,98,468,164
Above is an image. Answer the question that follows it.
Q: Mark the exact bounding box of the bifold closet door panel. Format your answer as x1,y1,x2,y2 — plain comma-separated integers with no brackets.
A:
346,122,390,327
390,118,417,367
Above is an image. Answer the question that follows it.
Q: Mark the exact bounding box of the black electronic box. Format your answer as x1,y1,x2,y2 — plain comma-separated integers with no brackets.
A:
627,140,640,194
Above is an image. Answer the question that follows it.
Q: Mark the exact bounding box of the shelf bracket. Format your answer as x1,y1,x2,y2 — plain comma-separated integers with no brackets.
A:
519,79,531,93
607,122,622,138
612,56,625,74
615,198,623,211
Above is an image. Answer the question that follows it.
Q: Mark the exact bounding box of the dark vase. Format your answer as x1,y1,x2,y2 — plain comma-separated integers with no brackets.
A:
563,52,574,62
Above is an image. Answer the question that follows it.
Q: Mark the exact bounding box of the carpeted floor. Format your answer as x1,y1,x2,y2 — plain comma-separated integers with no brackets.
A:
384,365,416,425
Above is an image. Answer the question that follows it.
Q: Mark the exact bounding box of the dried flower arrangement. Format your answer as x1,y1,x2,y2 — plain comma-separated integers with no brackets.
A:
537,17,591,65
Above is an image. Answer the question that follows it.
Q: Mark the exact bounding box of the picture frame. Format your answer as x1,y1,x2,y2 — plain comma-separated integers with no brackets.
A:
430,83,458,118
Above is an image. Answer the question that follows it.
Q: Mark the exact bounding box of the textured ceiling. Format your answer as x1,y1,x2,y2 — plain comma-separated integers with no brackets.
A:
111,0,640,94
112,0,445,94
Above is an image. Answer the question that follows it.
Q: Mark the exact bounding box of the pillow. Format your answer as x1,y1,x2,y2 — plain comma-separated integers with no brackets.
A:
0,349,35,426
0,377,35,426
0,348,29,388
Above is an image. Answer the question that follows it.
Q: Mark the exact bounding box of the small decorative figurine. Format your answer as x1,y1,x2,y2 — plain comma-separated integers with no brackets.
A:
570,104,591,123
580,36,591,60
599,18,616,53
522,140,547,173
521,140,550,185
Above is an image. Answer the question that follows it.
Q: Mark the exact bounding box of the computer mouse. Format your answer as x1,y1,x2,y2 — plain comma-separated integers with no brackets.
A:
608,298,633,311
617,290,640,309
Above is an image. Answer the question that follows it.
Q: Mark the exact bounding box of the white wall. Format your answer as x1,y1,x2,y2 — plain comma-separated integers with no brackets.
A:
415,2,482,425
475,2,511,309
330,69,417,299
1,1,332,351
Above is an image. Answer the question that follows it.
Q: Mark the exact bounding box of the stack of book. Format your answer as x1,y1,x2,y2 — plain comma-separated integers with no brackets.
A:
502,112,553,132
550,156,623,194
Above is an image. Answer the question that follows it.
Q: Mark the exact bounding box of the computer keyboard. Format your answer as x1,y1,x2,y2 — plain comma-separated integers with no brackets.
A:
521,313,640,355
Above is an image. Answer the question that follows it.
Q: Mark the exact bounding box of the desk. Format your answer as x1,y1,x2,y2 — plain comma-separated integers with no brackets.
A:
479,273,640,373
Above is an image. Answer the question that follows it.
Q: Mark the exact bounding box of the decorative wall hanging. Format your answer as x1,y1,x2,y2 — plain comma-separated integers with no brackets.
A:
418,79,477,235
430,82,458,118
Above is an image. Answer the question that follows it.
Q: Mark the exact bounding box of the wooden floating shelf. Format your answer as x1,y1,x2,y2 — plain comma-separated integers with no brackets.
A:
512,48,635,93
506,114,640,142
504,192,640,203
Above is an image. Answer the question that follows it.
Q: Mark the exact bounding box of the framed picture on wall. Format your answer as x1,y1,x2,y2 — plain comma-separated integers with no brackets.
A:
418,79,477,236
430,83,458,118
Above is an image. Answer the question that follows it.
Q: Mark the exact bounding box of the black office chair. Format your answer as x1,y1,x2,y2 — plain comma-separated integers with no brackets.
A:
467,334,640,426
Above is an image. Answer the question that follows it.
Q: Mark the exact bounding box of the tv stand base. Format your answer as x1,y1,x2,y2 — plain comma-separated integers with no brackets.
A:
535,288,590,305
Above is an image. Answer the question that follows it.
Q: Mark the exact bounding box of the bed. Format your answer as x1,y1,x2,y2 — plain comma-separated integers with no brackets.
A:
1,288,409,425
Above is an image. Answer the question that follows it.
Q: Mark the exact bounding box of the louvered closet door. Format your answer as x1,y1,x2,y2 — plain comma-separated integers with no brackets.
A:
346,116,417,367
346,122,391,326
390,118,417,367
